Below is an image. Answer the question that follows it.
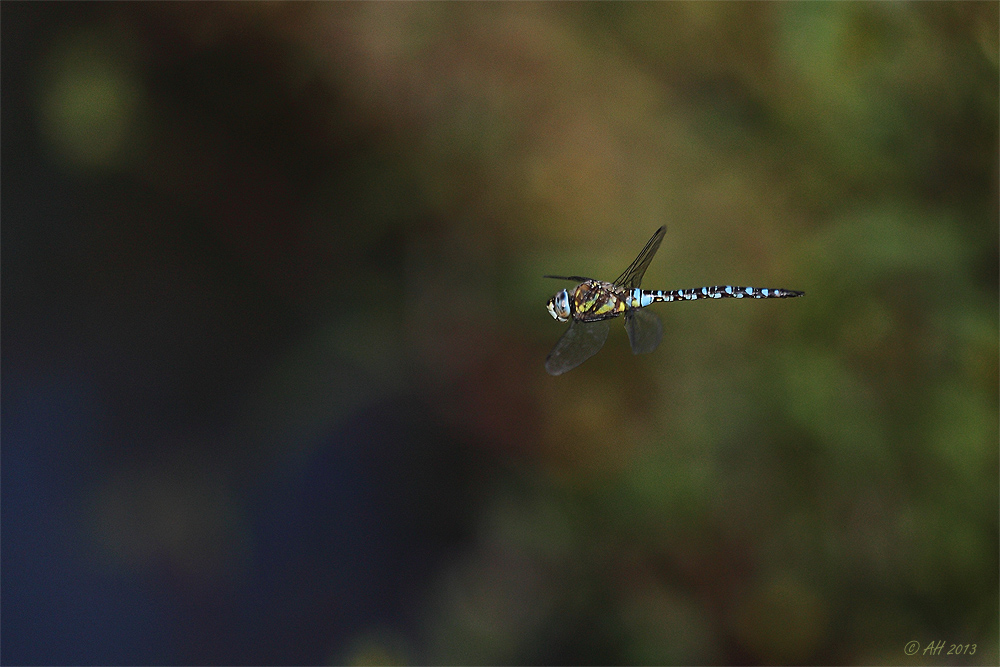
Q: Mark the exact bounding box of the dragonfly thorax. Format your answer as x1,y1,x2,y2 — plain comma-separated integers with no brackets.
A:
546,289,572,322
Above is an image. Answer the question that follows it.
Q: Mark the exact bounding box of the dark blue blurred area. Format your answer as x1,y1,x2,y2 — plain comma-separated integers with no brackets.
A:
1,330,479,664
3,372,173,665
235,397,476,665
3,373,478,665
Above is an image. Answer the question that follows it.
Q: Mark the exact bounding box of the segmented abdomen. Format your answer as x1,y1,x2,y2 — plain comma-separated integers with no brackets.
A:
629,285,804,307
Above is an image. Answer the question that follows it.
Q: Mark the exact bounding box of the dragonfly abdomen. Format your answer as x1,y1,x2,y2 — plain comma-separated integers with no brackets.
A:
631,285,804,306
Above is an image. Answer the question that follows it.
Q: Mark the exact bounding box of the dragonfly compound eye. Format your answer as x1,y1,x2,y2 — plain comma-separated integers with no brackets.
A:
547,290,571,322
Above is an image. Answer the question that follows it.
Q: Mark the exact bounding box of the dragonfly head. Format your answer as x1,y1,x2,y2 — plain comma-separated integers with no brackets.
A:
546,289,572,322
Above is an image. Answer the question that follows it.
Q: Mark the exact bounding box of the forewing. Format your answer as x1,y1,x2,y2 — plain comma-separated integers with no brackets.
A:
545,319,611,376
624,308,664,355
613,225,666,288
543,275,595,282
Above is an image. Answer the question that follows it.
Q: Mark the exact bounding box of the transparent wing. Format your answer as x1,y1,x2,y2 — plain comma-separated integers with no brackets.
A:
543,275,595,282
624,308,664,355
612,226,666,288
545,320,611,376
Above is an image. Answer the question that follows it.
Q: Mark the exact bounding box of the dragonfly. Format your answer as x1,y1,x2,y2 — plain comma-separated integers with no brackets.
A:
544,225,804,375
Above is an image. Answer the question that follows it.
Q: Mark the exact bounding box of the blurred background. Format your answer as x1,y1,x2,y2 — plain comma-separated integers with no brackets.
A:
2,2,997,665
